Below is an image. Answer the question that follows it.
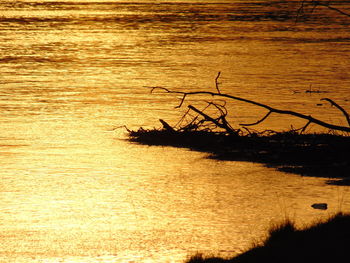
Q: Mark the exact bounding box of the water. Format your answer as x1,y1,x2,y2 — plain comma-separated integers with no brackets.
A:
1,1,350,262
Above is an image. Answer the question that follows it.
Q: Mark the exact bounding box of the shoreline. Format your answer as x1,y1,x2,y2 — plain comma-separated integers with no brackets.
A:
127,127,350,263
185,212,350,263
128,128,350,183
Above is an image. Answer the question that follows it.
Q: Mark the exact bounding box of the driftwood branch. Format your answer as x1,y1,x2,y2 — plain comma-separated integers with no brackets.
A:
188,105,237,135
240,111,272,127
159,119,175,132
300,120,312,133
322,98,350,127
172,99,238,134
150,87,350,133
205,101,227,118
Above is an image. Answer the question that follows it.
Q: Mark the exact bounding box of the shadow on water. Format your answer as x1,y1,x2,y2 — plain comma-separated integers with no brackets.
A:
127,129,350,185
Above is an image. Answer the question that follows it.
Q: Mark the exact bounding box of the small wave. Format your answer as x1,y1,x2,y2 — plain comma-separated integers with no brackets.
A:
267,36,350,44
0,55,74,64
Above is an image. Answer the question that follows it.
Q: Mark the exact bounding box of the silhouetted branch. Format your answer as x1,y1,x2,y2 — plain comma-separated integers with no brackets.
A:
151,87,188,108
322,98,350,127
205,101,227,118
150,87,350,133
240,111,272,127
187,105,232,134
159,119,175,132
300,120,312,133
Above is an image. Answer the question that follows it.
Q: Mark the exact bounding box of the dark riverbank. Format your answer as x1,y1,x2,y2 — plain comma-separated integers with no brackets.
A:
128,128,350,183
186,212,350,263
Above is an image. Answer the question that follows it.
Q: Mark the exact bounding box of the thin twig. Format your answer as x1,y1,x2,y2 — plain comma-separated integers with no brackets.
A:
300,120,312,134
240,111,272,126
188,105,237,135
215,71,221,94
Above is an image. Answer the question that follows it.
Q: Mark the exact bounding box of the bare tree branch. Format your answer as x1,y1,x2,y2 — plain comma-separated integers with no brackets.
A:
300,120,312,134
240,111,272,127
150,87,350,133
322,98,350,127
159,119,175,132
188,105,237,135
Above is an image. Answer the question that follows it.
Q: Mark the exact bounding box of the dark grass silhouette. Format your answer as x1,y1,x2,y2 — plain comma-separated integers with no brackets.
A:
186,213,350,263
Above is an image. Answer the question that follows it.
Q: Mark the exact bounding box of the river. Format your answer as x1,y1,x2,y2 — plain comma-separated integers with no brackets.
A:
1,1,350,262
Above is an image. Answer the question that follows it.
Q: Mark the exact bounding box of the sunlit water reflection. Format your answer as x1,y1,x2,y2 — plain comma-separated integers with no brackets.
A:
1,1,350,262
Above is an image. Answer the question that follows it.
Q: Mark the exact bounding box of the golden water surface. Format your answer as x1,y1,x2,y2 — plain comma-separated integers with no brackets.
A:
1,1,350,262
